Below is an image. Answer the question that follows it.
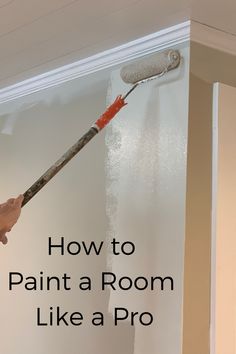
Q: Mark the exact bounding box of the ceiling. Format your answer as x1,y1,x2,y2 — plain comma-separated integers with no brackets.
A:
0,0,236,88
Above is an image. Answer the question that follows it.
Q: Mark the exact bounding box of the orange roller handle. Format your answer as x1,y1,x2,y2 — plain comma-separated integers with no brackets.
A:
94,95,127,130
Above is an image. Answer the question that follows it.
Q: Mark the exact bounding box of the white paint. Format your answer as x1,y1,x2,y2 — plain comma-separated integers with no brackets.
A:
1,112,18,135
1,102,38,134
0,67,110,135
105,44,190,354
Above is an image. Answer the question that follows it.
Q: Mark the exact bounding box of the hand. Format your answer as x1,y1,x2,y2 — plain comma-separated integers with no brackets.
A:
0,195,24,245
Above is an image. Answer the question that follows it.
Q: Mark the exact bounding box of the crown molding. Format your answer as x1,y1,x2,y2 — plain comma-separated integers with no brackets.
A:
0,21,190,104
1,20,236,105
191,20,236,56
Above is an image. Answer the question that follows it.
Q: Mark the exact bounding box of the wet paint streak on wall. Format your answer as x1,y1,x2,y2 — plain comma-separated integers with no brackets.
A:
105,44,190,354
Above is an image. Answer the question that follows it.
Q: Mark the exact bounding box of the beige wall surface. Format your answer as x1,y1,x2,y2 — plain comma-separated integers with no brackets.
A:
182,73,212,354
183,42,236,354
213,83,236,354
191,42,236,87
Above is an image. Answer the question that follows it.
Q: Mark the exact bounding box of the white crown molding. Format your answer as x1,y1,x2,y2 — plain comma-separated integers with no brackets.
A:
191,20,236,56
1,20,236,105
0,21,190,104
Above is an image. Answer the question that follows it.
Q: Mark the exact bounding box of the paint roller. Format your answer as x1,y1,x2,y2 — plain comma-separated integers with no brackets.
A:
21,49,181,207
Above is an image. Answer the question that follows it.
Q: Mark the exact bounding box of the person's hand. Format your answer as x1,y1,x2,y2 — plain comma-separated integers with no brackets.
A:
0,195,24,245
